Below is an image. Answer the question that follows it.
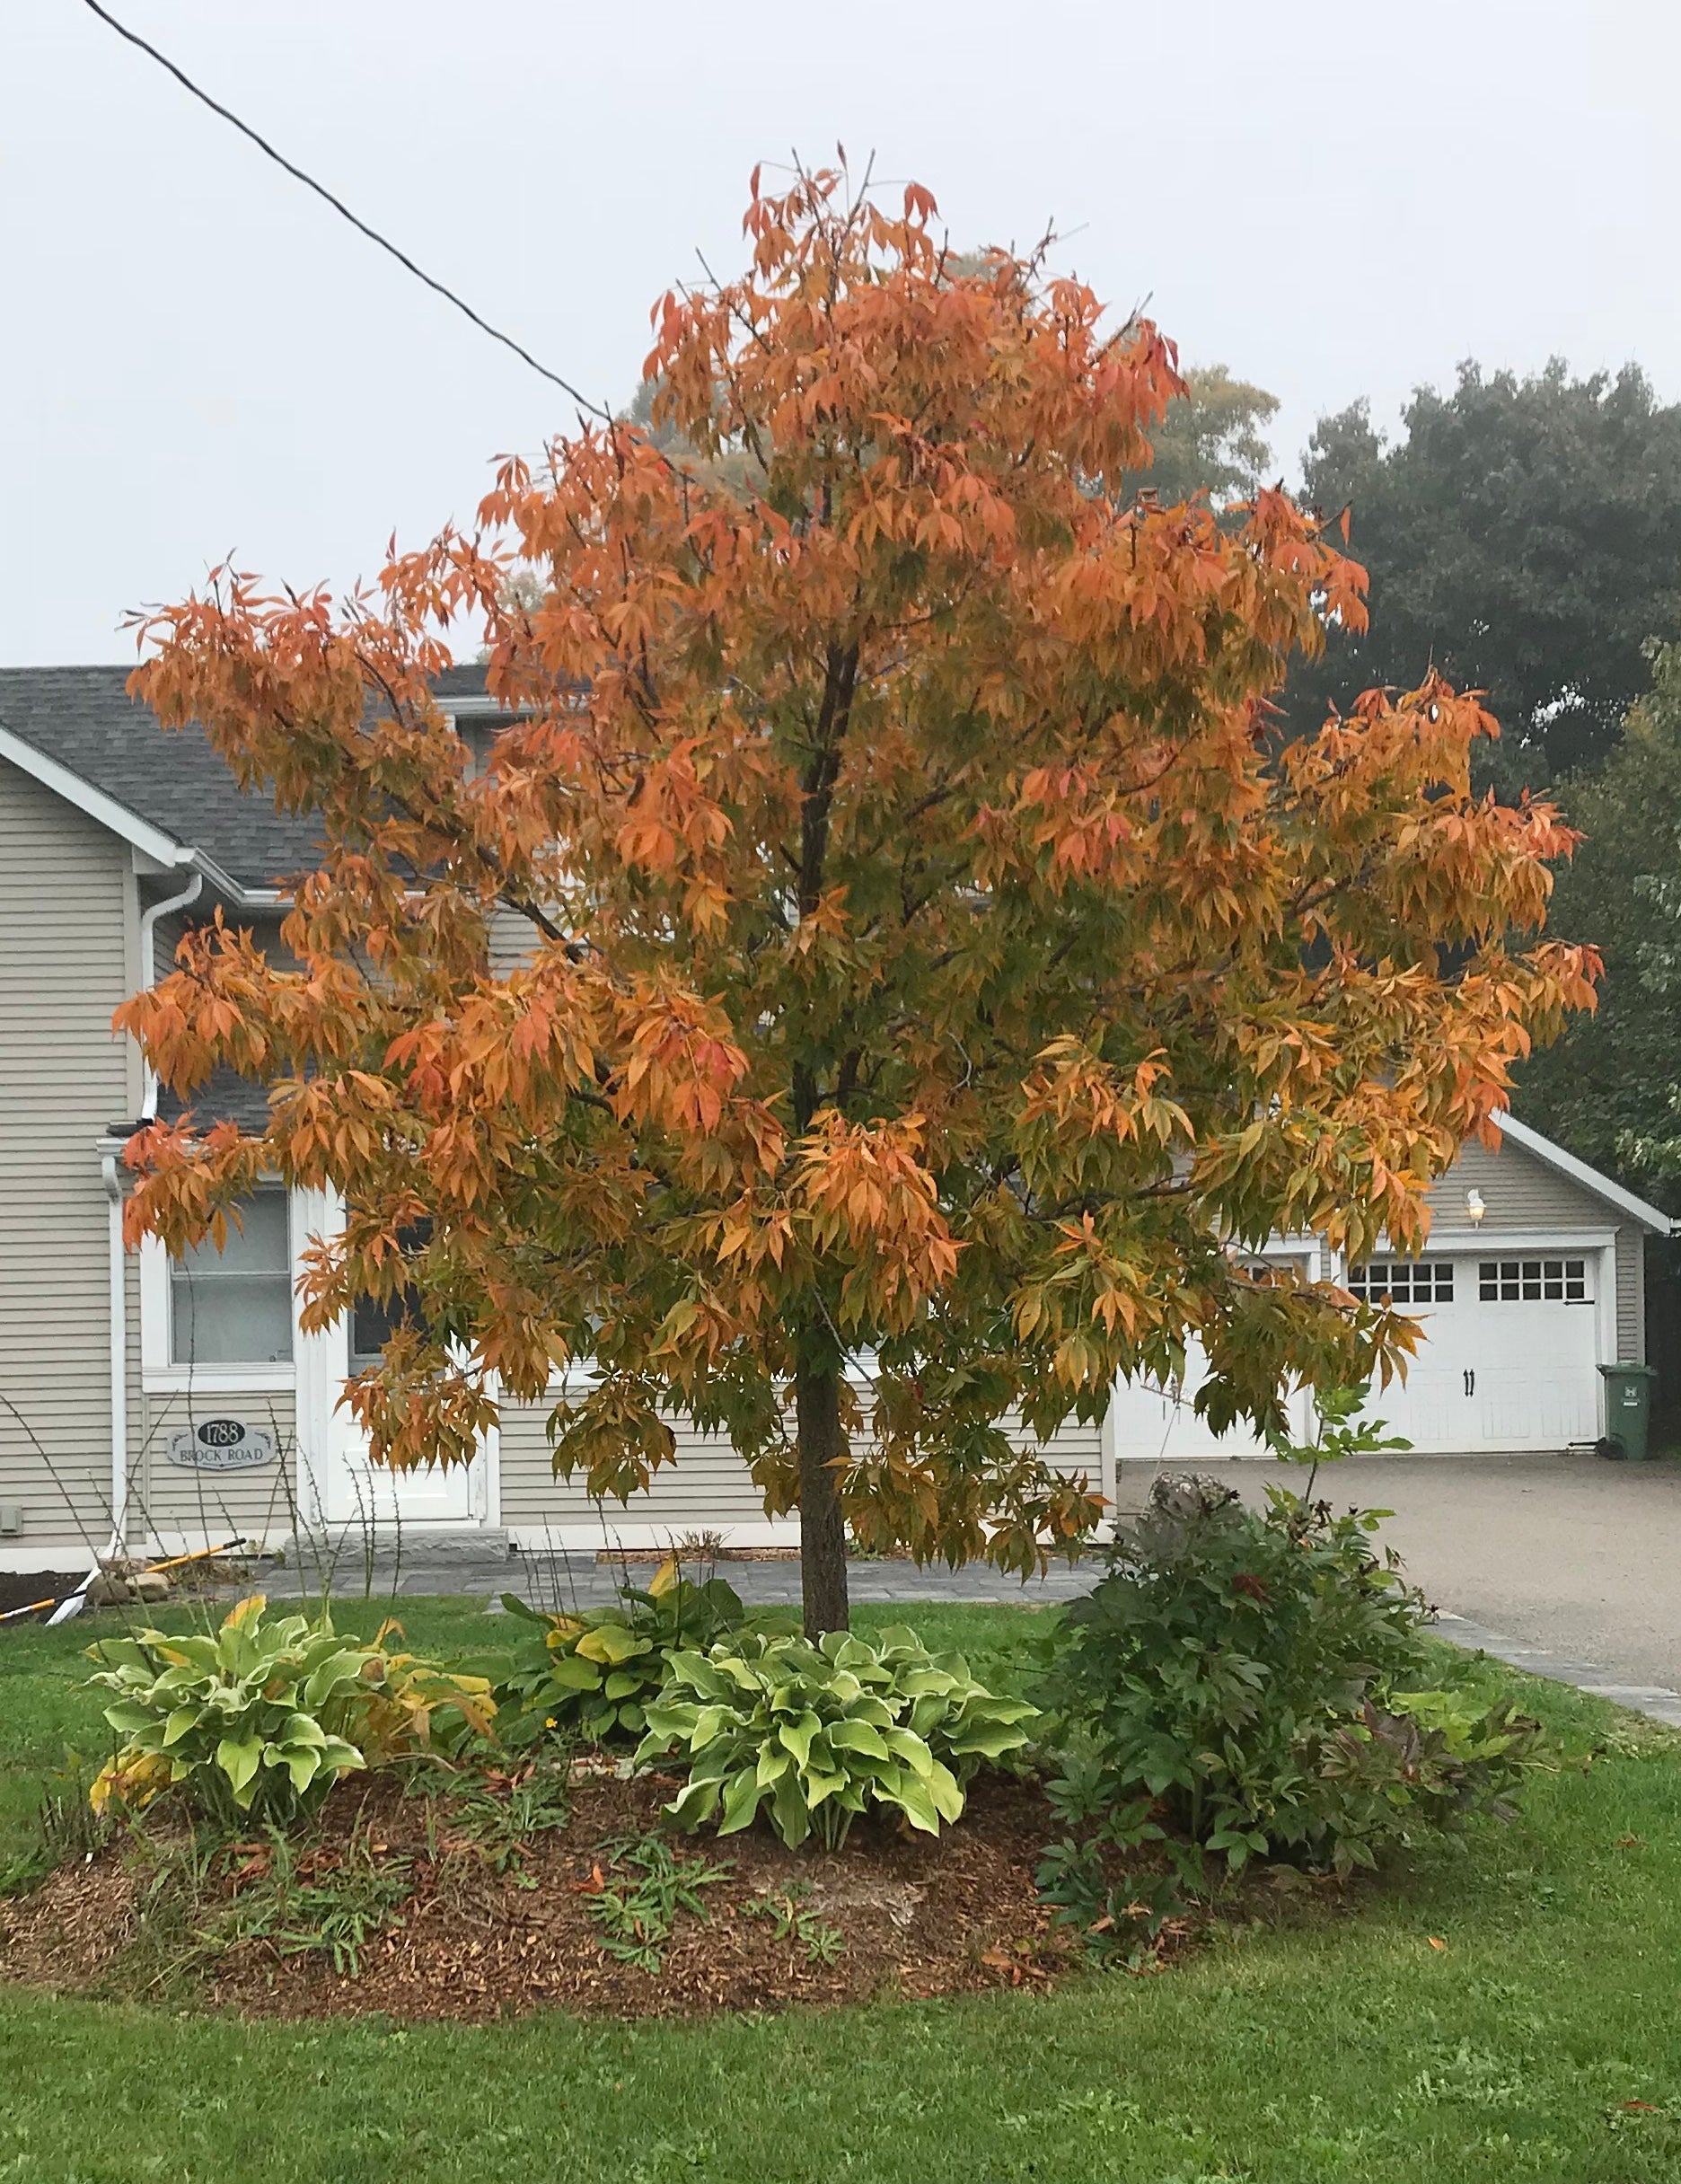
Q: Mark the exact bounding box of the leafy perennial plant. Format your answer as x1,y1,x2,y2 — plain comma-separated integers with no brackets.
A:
85,1595,495,1826
638,1625,1037,1849
494,1559,796,1746
1034,1475,1542,1952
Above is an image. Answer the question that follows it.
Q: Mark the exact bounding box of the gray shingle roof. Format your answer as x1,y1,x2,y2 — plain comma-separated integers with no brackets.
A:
156,1065,276,1134
0,662,491,890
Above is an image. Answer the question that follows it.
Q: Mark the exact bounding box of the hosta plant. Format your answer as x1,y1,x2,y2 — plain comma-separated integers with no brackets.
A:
637,1625,1037,1849
495,1558,793,1747
85,1594,495,1827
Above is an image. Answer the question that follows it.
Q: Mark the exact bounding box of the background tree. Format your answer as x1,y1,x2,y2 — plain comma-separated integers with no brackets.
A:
1292,361,1681,789
117,168,1596,1634
1518,641,1681,1189
1516,642,1681,1435
1131,364,1278,506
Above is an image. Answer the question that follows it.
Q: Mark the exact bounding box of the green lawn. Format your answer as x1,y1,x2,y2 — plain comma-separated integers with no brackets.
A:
3,1596,1680,2182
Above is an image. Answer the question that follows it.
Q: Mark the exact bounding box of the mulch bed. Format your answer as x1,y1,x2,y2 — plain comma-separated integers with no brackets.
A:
0,1769,1091,2022
0,1572,87,1619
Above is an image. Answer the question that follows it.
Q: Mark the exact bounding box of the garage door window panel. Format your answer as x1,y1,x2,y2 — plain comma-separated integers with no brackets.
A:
1478,1257,1589,1304
1347,1259,1455,1304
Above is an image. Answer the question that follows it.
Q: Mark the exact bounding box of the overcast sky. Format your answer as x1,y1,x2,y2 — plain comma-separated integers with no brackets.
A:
4,0,1677,665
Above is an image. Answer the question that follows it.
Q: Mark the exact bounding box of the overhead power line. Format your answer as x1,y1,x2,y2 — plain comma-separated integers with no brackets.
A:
79,0,611,419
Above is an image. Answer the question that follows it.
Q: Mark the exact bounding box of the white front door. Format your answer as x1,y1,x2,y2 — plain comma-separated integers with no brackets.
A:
296,1189,485,1530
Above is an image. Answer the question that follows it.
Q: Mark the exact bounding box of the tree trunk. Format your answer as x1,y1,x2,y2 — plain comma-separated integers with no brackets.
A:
795,1362,850,1636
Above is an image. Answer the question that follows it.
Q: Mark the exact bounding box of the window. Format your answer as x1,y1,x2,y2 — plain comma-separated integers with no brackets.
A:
1479,1257,1589,1303
348,1222,431,1371
170,1190,293,1365
1346,1258,1455,1305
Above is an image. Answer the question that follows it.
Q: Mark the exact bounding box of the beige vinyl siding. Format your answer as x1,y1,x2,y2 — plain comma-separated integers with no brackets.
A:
133,1389,300,1548
1421,1134,1612,1233
499,1402,779,1535
488,904,541,976
1615,1228,1645,1363
0,762,131,1554
497,1391,1105,1539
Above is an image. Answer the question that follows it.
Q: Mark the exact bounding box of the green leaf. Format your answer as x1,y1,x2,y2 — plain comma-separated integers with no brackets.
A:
216,1736,263,1799
890,1770,943,1836
777,1709,822,1769
542,1656,605,1693
769,1765,812,1849
826,1718,891,1760
575,1623,653,1667
717,1767,767,1836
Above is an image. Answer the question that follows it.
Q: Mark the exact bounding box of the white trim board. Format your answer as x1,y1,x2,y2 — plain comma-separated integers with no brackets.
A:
0,720,191,868
1414,1228,1616,1255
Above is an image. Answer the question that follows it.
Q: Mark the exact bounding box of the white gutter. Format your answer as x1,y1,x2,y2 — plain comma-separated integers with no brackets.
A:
83,865,206,1567
138,867,205,1118
99,1150,128,1555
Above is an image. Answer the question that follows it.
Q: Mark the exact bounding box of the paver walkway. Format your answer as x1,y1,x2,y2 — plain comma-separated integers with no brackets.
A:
260,1449,1681,1726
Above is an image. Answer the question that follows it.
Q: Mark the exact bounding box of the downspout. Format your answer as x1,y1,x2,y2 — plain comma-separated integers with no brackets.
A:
138,866,204,1118
105,863,203,1548
100,1150,128,1554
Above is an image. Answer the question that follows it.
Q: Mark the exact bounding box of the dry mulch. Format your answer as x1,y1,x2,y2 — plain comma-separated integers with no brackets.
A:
0,1768,1080,2023
0,1571,88,1619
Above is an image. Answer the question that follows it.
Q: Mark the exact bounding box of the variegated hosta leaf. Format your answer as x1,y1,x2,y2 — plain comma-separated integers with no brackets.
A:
636,1628,1039,1850
83,1596,495,1827
490,1578,793,1750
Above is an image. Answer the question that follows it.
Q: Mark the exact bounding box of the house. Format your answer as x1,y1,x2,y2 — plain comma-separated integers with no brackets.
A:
0,665,1669,1573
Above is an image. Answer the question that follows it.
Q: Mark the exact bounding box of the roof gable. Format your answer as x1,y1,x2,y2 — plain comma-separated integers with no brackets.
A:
1492,1113,1672,1234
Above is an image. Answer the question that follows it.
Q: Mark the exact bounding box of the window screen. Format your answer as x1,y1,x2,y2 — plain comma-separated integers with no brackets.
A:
1346,1258,1456,1304
1478,1257,1589,1303
170,1190,293,1365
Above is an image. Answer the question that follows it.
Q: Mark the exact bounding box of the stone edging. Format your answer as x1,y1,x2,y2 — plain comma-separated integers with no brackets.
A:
1431,1612,1681,1730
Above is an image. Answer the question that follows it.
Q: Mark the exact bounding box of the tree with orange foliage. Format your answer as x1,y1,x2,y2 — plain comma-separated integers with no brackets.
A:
117,166,1597,1634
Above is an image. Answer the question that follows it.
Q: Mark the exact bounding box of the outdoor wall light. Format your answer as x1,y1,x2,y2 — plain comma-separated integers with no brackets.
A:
1465,1189,1487,1226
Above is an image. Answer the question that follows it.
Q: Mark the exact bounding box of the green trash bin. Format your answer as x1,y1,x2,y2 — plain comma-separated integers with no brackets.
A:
1597,1363,1658,1461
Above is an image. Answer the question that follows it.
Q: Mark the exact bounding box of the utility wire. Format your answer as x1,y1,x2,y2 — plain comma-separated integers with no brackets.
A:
79,0,611,420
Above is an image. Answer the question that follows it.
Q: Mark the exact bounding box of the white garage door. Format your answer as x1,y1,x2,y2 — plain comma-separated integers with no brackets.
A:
1107,1339,1288,1462
1106,1249,1605,1460
1350,1252,1603,1452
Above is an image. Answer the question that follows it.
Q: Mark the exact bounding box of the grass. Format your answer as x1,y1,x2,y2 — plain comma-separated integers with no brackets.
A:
4,1594,1681,2181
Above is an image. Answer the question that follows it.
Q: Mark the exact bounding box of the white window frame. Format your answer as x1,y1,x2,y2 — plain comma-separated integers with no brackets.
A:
139,1185,301,1395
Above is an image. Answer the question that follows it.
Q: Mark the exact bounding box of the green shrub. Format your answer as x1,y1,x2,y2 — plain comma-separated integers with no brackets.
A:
84,1594,495,1827
1035,1475,1541,1945
494,1560,794,1747
637,1625,1038,1850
